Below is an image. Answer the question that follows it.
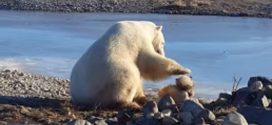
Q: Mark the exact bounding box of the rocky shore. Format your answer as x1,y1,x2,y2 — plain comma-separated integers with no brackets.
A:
0,69,272,125
0,0,271,18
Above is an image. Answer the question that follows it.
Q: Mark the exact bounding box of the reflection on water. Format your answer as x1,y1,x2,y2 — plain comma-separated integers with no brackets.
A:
1,10,272,98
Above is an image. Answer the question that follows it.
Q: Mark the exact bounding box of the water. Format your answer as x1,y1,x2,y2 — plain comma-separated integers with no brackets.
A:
1,10,272,98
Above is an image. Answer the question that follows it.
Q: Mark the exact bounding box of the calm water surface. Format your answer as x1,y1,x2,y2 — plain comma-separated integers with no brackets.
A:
1,10,272,98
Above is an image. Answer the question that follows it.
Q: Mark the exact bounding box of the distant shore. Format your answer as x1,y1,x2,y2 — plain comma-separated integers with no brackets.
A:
0,0,271,18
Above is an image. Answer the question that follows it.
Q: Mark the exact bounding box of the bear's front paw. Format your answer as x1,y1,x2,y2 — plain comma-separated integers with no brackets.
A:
172,67,191,75
134,96,148,105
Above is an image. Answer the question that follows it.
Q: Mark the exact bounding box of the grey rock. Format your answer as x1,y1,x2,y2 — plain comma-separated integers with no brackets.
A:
193,117,206,125
154,112,164,120
223,112,248,125
135,116,159,125
215,118,225,125
117,111,132,124
180,112,193,125
196,109,216,122
145,113,155,119
158,95,176,111
180,99,205,117
143,101,158,117
67,119,93,125
161,109,172,117
238,106,272,125
162,116,179,125
249,81,263,92
126,121,136,125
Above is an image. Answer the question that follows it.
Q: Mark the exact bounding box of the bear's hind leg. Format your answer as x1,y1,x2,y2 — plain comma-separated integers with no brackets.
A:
120,101,141,110
133,81,147,105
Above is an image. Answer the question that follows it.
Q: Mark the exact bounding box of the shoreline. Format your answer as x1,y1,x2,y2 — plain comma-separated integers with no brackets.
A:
0,0,271,18
0,69,272,124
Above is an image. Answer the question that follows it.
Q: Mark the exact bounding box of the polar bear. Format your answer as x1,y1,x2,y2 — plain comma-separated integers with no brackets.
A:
70,21,191,109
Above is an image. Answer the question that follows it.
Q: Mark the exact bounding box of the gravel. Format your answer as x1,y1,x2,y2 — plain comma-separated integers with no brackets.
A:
0,69,70,99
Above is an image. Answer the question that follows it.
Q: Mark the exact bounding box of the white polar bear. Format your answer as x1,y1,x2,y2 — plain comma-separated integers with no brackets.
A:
70,21,191,109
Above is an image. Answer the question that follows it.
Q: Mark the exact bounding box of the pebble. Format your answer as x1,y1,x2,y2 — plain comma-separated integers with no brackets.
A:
0,69,70,99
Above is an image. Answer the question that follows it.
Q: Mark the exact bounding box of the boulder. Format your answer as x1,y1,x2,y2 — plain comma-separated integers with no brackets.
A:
157,95,177,112
161,109,172,117
143,101,158,117
180,111,193,125
252,93,269,108
238,106,272,125
117,110,133,124
162,116,179,125
249,81,263,92
264,85,272,99
154,112,164,120
193,118,206,125
245,92,269,108
180,99,205,117
223,112,248,125
135,116,159,125
195,109,216,122
248,76,272,87
232,87,251,106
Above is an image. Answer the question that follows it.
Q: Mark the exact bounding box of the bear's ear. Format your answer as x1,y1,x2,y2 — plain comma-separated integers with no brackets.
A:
156,26,163,31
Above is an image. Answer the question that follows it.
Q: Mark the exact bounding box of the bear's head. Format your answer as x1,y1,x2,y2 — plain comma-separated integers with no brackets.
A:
153,26,165,56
